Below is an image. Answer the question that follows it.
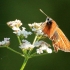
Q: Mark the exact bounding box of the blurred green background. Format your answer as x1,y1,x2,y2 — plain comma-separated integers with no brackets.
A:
0,0,70,70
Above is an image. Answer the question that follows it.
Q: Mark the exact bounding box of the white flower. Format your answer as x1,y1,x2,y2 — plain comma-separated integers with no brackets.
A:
40,44,48,50
46,47,52,53
34,40,52,54
7,19,22,27
36,48,43,54
7,19,22,31
28,22,44,35
34,41,40,47
34,40,50,47
40,44,52,53
7,20,32,38
28,22,42,28
13,27,32,38
36,29,44,35
0,38,10,46
36,42,47,54
12,27,20,31
1,41,5,45
19,40,34,50
4,38,10,41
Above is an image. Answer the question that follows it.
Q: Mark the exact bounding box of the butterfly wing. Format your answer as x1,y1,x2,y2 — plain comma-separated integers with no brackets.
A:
52,27,70,52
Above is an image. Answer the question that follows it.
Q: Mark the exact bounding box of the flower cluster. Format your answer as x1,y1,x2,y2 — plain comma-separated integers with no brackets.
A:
14,27,32,38
7,19,52,55
34,41,52,54
19,40,34,50
7,19,32,38
19,40,52,54
28,22,44,35
7,19,22,31
0,38,10,47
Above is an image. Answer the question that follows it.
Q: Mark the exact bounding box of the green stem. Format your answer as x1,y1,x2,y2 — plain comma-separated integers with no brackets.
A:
32,35,38,45
17,35,21,45
20,57,28,70
6,47,24,57
28,35,38,55
31,53,48,58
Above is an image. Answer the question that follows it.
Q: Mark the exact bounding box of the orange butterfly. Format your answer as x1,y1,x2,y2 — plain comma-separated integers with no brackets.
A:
40,9,70,52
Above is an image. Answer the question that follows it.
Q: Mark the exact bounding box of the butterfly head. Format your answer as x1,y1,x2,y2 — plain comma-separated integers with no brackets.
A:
46,17,52,26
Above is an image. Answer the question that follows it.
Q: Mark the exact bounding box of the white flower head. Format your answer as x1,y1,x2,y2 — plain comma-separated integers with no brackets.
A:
28,22,42,28
7,19,22,31
13,27,32,38
0,38,10,47
4,38,10,41
46,47,52,53
34,40,50,47
34,40,52,54
28,22,44,35
7,19,22,27
1,41,5,45
19,40,34,50
34,41,40,47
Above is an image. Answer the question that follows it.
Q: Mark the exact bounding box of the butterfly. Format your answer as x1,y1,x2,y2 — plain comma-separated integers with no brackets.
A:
40,9,70,52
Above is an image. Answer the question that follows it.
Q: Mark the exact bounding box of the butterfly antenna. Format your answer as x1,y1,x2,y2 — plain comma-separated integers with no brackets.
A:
39,9,48,17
